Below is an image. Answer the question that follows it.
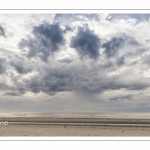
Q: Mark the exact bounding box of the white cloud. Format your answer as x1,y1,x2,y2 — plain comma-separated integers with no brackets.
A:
0,14,150,113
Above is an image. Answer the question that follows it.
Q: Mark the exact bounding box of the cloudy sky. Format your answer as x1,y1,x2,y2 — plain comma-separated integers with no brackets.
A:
1,13,150,114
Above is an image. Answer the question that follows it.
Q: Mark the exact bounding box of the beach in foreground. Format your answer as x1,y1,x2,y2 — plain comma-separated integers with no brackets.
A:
1,117,150,136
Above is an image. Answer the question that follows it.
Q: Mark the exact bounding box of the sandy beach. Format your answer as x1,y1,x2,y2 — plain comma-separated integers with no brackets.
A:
0,117,150,136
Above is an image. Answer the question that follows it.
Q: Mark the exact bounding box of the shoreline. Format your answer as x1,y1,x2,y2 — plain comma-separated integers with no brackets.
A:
0,117,150,136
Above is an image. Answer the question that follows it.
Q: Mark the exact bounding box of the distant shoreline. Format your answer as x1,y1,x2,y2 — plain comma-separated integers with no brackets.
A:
0,117,150,136
0,112,150,118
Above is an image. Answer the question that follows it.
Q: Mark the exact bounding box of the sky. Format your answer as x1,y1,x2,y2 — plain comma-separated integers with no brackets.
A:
0,13,150,114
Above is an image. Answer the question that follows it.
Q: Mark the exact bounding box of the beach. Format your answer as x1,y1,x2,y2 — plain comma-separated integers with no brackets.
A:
0,117,150,136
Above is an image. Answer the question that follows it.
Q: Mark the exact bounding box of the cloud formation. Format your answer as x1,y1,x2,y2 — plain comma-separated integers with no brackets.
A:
1,14,150,113
102,36,125,57
10,56,33,74
0,58,6,74
70,27,100,59
0,25,5,37
109,94,133,101
18,22,66,62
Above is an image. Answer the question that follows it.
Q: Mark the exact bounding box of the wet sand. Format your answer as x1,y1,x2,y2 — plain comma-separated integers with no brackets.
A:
0,117,150,136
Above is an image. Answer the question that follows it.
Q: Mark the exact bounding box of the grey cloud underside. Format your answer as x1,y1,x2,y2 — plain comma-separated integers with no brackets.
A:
2,58,150,97
4,91,22,96
26,69,72,95
80,75,150,93
0,58,6,74
141,54,150,65
58,58,73,64
25,75,150,95
1,15,150,98
116,56,125,66
70,27,100,59
102,35,139,58
18,22,66,62
0,25,5,37
102,37,125,57
109,94,133,101
63,26,73,33
10,56,33,74
5,65,73,95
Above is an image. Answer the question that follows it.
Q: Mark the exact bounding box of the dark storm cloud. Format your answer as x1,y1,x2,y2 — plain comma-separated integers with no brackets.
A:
63,26,73,33
24,66,72,95
116,56,125,66
1,16,148,98
4,91,22,96
32,22,64,47
1,47,150,97
10,56,33,74
58,58,73,64
18,22,66,62
102,36,125,57
1,59,150,96
109,94,133,101
102,35,139,58
0,25,5,37
70,27,100,59
102,61,114,68
0,58,6,74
